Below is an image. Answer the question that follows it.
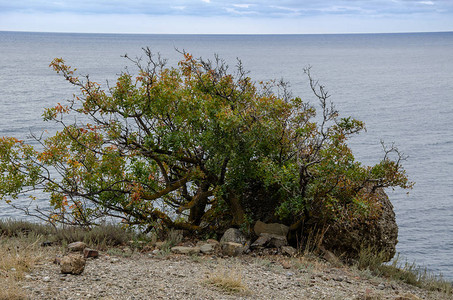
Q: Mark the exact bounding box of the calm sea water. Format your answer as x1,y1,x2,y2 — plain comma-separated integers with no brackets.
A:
1,31,452,279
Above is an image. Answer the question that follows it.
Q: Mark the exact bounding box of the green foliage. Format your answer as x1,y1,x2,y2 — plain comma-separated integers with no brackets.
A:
0,48,412,236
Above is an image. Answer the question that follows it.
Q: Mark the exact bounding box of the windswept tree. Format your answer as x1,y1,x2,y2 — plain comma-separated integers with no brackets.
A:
0,48,412,239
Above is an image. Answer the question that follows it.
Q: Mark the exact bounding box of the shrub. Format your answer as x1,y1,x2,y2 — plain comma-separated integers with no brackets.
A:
0,48,412,238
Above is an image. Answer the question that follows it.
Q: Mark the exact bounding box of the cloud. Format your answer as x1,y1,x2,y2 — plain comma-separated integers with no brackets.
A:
0,0,452,33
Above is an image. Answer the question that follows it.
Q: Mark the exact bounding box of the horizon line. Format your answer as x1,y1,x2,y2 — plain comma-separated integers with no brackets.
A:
1,30,452,36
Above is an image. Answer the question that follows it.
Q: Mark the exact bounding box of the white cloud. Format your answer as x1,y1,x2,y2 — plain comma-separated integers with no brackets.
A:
418,1,434,5
201,0,210,3
233,4,251,9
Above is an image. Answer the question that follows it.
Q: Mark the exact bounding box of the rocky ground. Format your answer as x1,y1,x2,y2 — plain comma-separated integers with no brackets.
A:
19,247,450,300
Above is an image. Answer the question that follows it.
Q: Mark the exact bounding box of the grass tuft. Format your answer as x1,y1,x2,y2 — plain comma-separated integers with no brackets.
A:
205,265,249,295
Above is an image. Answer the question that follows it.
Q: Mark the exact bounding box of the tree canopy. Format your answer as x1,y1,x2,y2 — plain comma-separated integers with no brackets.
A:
0,49,412,238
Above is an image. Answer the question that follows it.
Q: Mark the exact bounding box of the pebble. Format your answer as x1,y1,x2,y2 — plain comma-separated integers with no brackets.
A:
43,276,51,282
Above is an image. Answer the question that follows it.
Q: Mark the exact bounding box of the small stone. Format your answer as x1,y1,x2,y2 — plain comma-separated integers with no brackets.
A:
154,241,165,249
10,267,16,271
43,276,51,282
25,275,33,280
67,241,87,252
377,283,385,290
281,261,291,269
286,272,294,277
83,248,99,258
281,246,297,256
53,256,61,265
41,241,52,247
171,246,201,255
152,249,160,255
200,243,214,254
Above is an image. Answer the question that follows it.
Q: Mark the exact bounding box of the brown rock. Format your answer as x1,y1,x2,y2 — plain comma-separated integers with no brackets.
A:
83,248,99,258
60,254,86,275
321,187,398,262
254,221,289,237
67,241,87,252
221,242,243,257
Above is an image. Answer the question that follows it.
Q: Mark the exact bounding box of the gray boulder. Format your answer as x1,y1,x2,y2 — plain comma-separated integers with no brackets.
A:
254,221,289,237
251,233,288,249
220,228,247,245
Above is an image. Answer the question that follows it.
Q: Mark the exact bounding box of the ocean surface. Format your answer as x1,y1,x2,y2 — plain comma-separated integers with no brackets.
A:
1,31,452,279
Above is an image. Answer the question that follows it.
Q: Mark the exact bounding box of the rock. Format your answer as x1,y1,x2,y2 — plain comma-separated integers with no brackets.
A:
154,241,165,249
83,248,99,258
170,246,200,255
152,249,160,255
67,241,87,252
254,221,289,237
53,256,61,265
60,254,86,275
41,241,52,247
321,247,342,267
321,187,398,262
251,233,288,249
199,243,215,254
220,228,247,245
206,239,219,245
43,276,51,282
221,242,244,256
281,261,291,269
281,246,297,256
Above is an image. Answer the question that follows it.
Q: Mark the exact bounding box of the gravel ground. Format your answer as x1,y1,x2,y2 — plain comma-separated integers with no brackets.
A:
19,249,450,300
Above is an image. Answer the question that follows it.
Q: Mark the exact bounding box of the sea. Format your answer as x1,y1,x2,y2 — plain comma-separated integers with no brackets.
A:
0,31,452,280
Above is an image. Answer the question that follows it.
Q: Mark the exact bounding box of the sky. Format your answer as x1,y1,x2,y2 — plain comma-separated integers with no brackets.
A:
0,0,452,34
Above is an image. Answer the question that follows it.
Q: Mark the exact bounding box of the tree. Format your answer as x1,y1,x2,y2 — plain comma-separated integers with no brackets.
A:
0,48,412,238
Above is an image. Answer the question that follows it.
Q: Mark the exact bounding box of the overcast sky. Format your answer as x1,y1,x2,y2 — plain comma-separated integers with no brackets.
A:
1,0,452,34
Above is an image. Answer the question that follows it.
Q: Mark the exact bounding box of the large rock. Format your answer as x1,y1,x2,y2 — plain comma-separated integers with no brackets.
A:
321,187,398,262
67,241,87,252
220,228,247,245
60,254,86,275
254,221,289,237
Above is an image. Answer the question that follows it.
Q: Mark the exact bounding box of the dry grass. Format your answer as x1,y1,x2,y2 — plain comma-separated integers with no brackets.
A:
0,234,48,300
204,265,249,295
356,247,452,296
